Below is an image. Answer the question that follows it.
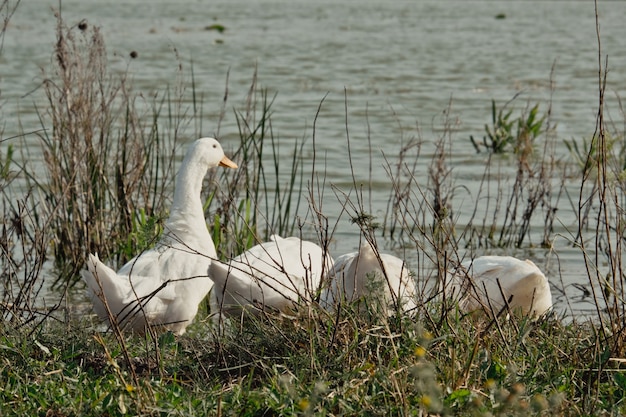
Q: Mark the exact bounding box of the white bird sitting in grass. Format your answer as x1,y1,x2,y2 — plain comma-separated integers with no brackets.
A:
445,255,553,318
321,240,417,315
81,137,237,335
209,235,334,318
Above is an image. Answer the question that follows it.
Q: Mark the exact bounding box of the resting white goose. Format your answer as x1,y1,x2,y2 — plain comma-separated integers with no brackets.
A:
209,235,334,318
321,240,417,315
445,255,553,318
81,137,237,335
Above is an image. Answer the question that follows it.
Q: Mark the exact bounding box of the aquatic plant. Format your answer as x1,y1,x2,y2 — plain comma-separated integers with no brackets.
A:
31,17,176,284
470,98,546,156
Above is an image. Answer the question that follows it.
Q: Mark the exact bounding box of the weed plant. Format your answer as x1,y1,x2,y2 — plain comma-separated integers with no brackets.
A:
29,18,180,285
0,298,597,416
1,2,626,416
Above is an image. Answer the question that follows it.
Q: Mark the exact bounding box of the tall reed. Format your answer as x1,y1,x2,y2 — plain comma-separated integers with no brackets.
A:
209,78,307,260
575,2,626,388
28,14,244,285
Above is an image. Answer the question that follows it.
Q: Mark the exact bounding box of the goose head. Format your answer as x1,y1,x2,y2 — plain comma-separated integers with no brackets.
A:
190,137,238,170
168,137,237,230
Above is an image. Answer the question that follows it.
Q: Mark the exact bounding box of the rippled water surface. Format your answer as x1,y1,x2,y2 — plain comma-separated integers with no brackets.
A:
2,1,626,316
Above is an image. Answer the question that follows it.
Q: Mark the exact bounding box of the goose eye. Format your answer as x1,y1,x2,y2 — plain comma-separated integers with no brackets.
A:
212,144,217,148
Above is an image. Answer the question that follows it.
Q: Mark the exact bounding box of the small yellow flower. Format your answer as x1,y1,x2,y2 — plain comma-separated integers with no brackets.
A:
125,384,135,393
484,378,496,390
419,395,432,409
298,398,310,411
531,393,549,411
363,362,376,376
414,346,427,358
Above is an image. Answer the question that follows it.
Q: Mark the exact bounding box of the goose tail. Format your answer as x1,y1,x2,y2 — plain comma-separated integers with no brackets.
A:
81,253,127,320
208,259,246,298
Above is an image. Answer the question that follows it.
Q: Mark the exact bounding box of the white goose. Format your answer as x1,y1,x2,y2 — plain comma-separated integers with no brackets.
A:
321,240,417,315
209,235,334,318
81,137,237,335
445,255,553,318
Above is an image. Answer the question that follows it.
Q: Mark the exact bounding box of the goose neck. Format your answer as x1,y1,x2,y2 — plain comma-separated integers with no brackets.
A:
168,158,206,225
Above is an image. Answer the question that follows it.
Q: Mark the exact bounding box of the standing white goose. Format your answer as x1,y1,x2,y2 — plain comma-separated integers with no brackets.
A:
81,137,237,335
445,255,553,318
321,240,417,315
209,235,334,318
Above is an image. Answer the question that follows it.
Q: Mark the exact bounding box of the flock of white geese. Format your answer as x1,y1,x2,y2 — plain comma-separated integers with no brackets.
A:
81,137,554,335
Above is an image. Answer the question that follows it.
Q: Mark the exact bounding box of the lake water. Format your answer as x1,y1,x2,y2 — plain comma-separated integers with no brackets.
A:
2,0,626,318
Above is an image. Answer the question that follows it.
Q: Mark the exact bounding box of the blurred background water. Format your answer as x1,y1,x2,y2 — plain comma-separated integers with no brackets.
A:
2,0,625,317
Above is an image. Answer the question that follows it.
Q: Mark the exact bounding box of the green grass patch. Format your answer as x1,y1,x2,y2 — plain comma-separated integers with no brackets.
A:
0,306,618,416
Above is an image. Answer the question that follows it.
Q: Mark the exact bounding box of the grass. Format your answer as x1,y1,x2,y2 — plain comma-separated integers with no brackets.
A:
1,2,626,416
0,302,609,416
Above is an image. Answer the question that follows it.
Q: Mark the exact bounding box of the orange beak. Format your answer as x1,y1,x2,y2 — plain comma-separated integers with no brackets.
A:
219,156,238,169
